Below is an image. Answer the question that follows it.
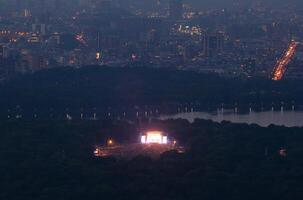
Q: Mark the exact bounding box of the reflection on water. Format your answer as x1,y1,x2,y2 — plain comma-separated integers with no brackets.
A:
159,110,303,127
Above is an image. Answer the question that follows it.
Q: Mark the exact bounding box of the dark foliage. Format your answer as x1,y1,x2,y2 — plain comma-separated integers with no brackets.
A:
1,119,303,200
0,66,303,112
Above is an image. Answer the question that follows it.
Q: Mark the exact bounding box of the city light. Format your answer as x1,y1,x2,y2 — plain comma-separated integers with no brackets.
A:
131,53,137,60
96,52,101,60
94,148,99,156
272,40,298,81
107,139,114,146
176,25,202,36
279,148,287,157
75,33,87,46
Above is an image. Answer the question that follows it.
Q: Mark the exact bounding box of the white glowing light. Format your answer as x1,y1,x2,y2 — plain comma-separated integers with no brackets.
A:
162,136,168,144
96,52,101,60
141,131,168,144
94,149,99,156
141,136,146,143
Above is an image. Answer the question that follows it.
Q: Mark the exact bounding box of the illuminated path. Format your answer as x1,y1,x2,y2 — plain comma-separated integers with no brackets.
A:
272,40,298,81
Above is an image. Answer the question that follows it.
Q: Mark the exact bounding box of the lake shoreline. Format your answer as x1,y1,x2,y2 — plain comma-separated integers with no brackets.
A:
159,111,303,127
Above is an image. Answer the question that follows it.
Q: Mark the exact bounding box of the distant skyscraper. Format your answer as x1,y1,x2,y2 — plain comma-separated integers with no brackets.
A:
169,0,183,20
32,24,47,35
203,33,224,57
0,44,8,59
0,45,4,59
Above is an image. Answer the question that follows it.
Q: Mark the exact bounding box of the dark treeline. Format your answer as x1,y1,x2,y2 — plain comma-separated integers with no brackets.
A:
0,66,303,113
1,119,303,199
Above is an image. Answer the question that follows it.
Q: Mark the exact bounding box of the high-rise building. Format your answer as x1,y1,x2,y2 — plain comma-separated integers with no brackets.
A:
203,33,224,57
0,45,4,59
32,24,46,35
169,0,183,20
0,44,8,59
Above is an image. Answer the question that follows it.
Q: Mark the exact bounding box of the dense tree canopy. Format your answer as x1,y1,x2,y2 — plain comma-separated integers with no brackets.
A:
1,119,303,200
0,66,303,113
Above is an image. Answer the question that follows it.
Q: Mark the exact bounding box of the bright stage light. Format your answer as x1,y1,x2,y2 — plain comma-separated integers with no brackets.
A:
141,135,146,144
141,131,168,144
